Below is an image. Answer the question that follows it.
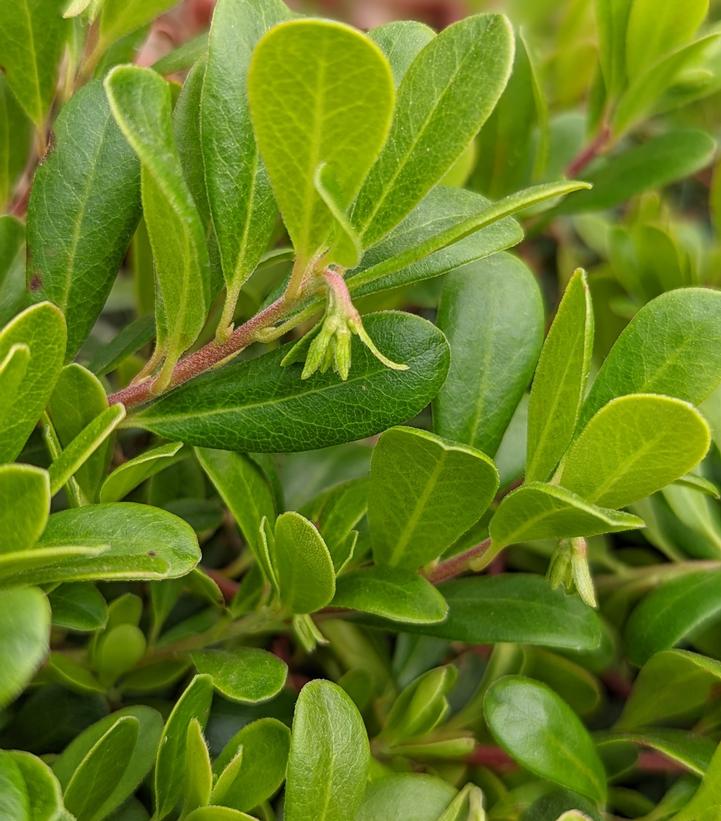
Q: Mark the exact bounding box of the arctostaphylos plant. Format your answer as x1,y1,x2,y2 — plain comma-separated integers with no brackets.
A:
4,0,721,817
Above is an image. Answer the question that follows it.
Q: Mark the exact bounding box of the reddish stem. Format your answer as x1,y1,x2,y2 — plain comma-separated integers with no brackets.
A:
466,744,516,771
426,538,492,585
566,123,612,178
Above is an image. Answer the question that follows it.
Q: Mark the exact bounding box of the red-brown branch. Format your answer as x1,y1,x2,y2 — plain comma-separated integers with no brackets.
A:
566,123,612,178
426,538,492,585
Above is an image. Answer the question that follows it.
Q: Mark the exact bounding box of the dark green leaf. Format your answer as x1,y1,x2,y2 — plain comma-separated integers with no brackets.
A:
48,583,107,632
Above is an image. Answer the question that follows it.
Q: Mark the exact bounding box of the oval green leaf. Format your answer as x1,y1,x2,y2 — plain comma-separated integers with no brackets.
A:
191,648,287,704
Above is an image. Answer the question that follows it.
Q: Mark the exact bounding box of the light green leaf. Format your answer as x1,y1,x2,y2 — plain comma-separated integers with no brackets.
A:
332,566,448,624
580,288,721,427
270,511,335,614
154,674,214,820
489,482,643,549
0,750,64,821
527,269,594,482
191,648,287,703
595,0,632,100
248,19,394,266
601,729,715,777
301,478,367,571
0,464,49,553
484,676,606,804
201,0,287,316
434,252,544,456
285,679,370,821
352,13,514,246
132,312,450,452
0,302,66,464
0,216,27,326
27,80,141,357
0,587,50,708
100,441,185,503
368,20,435,86
561,394,711,509
99,0,176,47
48,405,125,497
213,718,290,812
356,774,457,821
0,503,200,586
674,738,721,820
182,719,212,816
0,0,68,124
369,426,498,569
48,582,107,632
184,808,256,821
105,65,210,377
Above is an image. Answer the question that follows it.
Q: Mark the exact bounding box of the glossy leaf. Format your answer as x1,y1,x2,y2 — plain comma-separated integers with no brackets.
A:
675,738,721,821
434,252,544,455
485,676,606,804
527,269,594,482
0,587,50,708
332,566,448,624
100,441,185,503
133,312,450,452
606,729,715,775
352,13,514,246
285,679,370,821
561,394,710,509
191,648,287,703
490,482,643,549
27,80,141,357
369,426,498,569
0,464,49,553
248,19,394,265
368,20,435,85
0,750,63,820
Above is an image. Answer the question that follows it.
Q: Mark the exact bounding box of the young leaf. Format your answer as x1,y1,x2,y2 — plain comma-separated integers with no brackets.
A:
213,718,291,811
527,269,594,482
434,252,544,455
98,0,177,47
0,750,63,820
105,65,210,378
332,566,448,624
489,482,643,549
368,20,435,85
184,808,256,821
674,738,721,821
0,0,68,124
560,394,711,509
271,511,336,614
248,19,394,268
302,478,368,571
624,570,721,665
596,0,632,99
0,587,50,708
27,80,141,357
0,302,66,463
580,288,721,427
191,648,287,703
154,674,214,820
484,676,607,805
285,680,370,821
100,441,185,503
132,312,450,452
369,426,498,569
182,718,213,815
202,0,288,324
356,774,457,821
352,13,514,246
0,464,49,552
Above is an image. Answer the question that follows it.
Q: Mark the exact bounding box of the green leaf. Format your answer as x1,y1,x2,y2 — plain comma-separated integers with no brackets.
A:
285,679,370,821
48,583,107,632
53,706,163,820
489,482,643,549
352,13,514,246
270,511,336,614
48,405,125,497
48,365,117,503
369,426,498,569
248,19,394,266
434,252,544,455
0,216,27,325
213,718,291,812
349,187,523,299
0,750,63,821
560,394,711,509
580,288,721,427
674,738,721,820
625,570,721,665
332,566,448,624
99,0,176,47
605,729,715,776
527,269,594,482
0,75,31,207
368,21,435,86
184,809,256,821
191,648,287,703
100,441,185,503
0,502,200,586
105,65,210,375
595,0,632,99
0,464,49,552
356,775,457,821
0,0,68,124
154,674,214,820
0,587,50,708
302,478,368,571
201,0,287,314
182,718,212,815
27,80,141,357
381,665,456,745
556,130,716,213
0,302,66,463
484,675,606,805
132,312,450,452
394,575,603,651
